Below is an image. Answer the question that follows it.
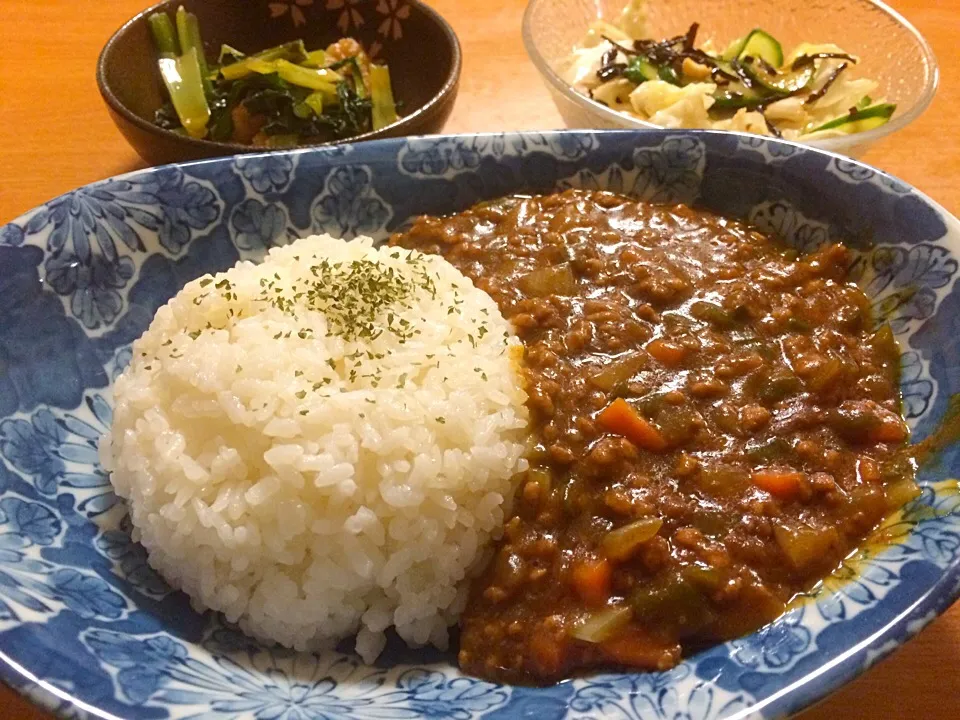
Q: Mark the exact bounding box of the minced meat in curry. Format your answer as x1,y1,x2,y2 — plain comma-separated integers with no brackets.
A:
391,189,915,685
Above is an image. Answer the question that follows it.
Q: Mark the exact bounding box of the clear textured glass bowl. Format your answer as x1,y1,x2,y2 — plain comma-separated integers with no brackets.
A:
522,0,938,157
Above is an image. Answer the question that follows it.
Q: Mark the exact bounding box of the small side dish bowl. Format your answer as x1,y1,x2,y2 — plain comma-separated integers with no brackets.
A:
98,0,461,165
522,0,938,157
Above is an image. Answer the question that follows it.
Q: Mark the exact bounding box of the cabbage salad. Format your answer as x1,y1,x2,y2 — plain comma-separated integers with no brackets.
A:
564,1,895,140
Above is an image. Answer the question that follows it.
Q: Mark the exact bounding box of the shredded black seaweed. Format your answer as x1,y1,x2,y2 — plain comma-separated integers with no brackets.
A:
792,52,858,70
805,62,848,105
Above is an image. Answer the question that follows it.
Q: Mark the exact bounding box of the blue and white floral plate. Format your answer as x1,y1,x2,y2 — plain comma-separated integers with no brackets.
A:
1,130,960,720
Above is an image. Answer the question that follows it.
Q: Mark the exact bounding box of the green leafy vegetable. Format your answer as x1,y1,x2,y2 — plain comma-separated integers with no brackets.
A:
370,64,399,130
219,40,310,80
150,6,399,146
175,6,212,95
157,47,210,138
148,13,179,58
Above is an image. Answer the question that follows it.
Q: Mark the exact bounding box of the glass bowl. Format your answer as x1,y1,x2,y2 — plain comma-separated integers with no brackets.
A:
522,0,938,157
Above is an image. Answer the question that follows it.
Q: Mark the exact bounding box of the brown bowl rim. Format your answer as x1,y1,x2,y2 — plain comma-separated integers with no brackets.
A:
96,0,462,155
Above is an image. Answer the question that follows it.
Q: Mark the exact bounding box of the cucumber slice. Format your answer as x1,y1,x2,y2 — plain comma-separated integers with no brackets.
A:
721,34,748,62
624,56,659,84
741,58,815,95
658,64,680,85
722,29,784,66
623,55,660,85
623,56,680,86
712,60,742,83
738,29,784,67
711,86,769,110
808,103,896,134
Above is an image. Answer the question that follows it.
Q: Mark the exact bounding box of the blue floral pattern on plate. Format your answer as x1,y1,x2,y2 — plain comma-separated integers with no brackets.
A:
81,622,510,720
747,200,831,255
311,166,392,238
559,136,704,205
397,132,598,178
231,198,291,252
0,492,127,629
0,395,117,516
1,130,960,720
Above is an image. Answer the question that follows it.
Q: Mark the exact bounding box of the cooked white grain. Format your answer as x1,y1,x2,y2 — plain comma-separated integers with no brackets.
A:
101,235,528,660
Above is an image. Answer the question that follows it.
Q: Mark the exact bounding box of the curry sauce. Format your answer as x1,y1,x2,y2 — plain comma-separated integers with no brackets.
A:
391,189,914,684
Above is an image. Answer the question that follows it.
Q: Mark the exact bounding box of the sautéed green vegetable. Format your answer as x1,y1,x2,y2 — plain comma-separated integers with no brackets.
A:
149,6,399,146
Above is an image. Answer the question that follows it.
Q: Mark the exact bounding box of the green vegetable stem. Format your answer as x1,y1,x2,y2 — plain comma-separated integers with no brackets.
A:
149,6,399,145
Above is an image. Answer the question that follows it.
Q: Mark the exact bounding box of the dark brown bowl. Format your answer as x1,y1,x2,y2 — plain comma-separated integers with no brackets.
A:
97,0,461,165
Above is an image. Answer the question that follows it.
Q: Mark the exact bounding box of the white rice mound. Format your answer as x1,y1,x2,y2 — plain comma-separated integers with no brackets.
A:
100,235,529,662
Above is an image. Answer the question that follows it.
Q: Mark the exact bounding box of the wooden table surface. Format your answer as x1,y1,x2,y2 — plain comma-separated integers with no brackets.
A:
1,1,958,717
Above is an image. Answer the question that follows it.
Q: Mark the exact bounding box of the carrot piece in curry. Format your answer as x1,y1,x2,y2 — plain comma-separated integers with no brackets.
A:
598,398,668,451
645,338,688,367
870,417,909,444
751,468,806,500
570,558,613,607
528,633,565,677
